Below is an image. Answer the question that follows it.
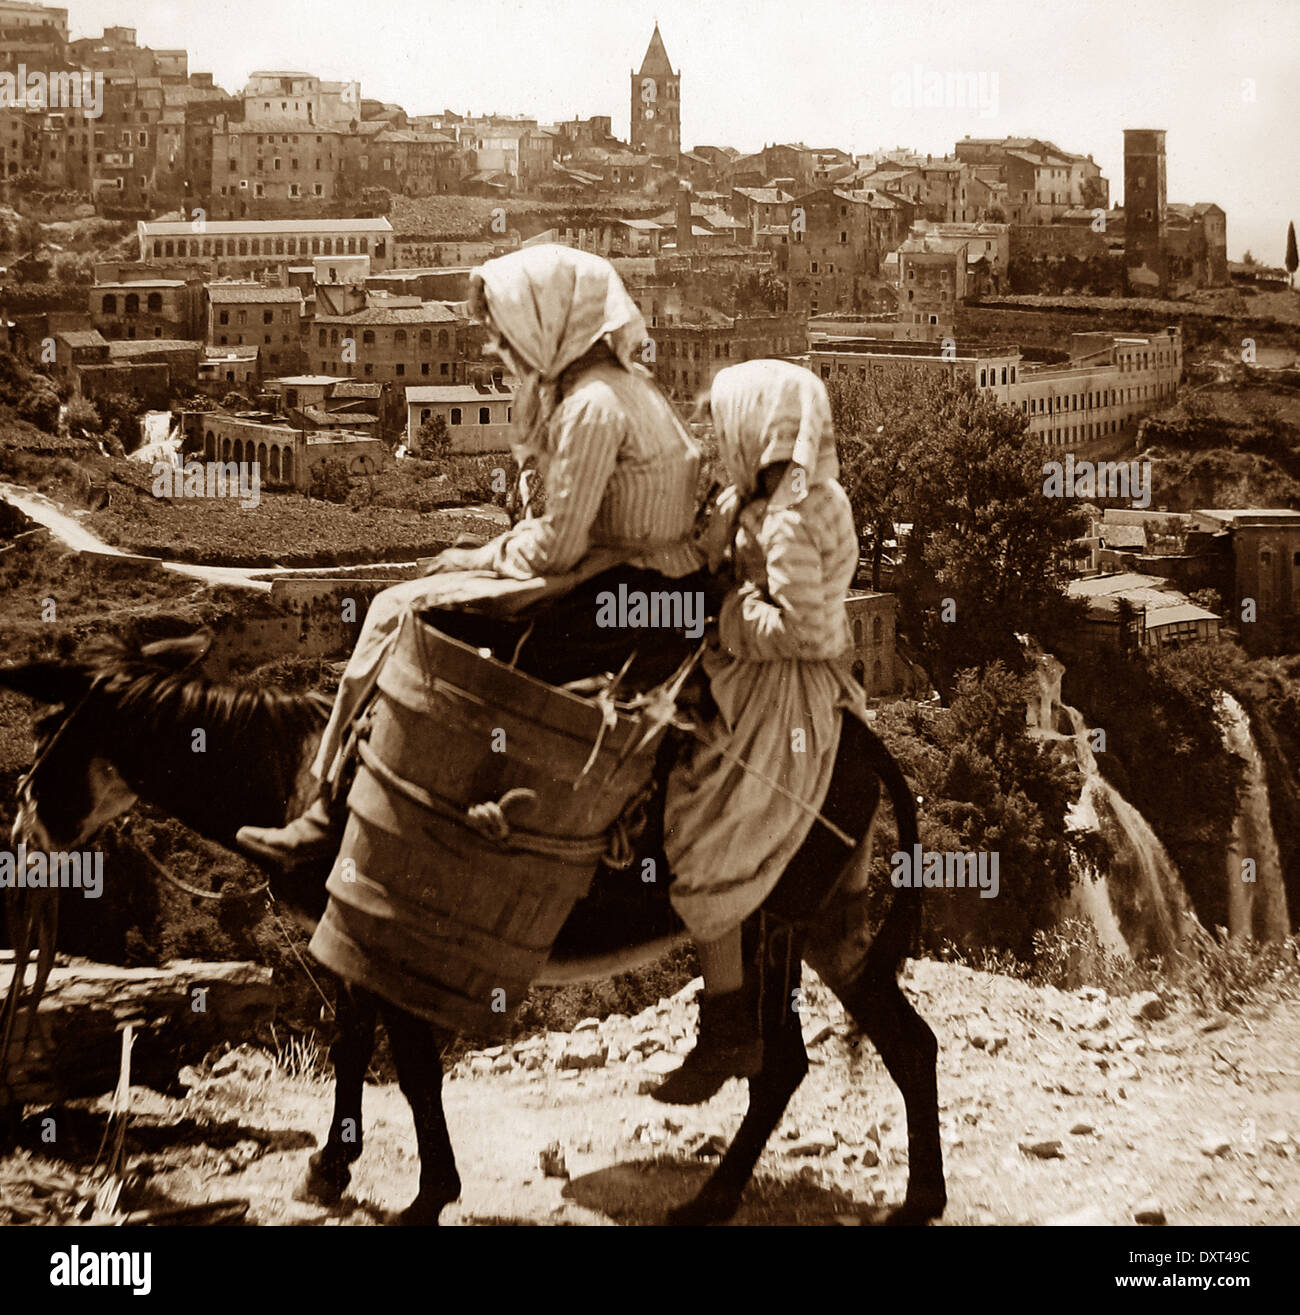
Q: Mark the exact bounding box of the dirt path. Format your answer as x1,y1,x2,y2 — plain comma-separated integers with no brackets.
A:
24,960,1294,1227
0,482,433,592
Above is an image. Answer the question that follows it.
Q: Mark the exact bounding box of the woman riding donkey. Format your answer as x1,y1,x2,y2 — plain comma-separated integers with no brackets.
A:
238,245,708,865
653,360,867,1105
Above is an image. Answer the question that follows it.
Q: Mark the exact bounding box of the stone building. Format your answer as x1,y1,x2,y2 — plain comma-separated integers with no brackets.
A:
206,282,305,374
629,23,679,161
808,326,1183,450
1123,128,1168,295
844,589,900,697
312,299,479,383
137,217,394,278
405,380,515,454
652,311,808,399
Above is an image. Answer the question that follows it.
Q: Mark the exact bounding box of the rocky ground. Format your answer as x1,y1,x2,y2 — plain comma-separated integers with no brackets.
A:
3,958,1298,1227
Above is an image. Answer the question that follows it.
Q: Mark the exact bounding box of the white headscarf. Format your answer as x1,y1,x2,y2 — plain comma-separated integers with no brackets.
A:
468,245,649,467
708,360,840,508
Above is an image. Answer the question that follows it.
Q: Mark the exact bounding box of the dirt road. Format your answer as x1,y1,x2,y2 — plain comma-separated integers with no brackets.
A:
20,959,1293,1227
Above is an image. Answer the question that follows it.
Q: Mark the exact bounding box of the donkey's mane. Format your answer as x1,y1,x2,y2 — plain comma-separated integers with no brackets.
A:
70,634,330,836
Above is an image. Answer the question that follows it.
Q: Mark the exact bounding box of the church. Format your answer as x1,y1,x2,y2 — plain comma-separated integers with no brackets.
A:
630,23,680,161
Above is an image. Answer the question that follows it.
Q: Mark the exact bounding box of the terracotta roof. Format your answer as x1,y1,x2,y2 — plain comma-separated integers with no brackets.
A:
315,301,461,325
207,284,304,304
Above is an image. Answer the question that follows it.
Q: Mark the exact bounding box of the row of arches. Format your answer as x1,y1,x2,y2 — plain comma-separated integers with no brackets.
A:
203,430,294,486
102,292,164,315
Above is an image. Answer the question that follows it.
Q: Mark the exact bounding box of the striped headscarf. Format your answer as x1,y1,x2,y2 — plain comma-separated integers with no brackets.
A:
467,244,650,466
708,359,840,508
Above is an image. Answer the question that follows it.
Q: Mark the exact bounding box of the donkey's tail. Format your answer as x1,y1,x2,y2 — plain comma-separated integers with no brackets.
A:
857,720,923,964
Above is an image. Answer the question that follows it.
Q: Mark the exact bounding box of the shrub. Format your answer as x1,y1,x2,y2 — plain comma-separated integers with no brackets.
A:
63,395,102,434
16,381,61,432
308,456,351,503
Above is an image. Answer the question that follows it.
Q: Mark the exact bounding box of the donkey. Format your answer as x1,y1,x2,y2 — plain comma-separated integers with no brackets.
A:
0,628,945,1227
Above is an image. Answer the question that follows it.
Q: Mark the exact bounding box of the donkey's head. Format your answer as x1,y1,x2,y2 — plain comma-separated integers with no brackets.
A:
0,629,213,850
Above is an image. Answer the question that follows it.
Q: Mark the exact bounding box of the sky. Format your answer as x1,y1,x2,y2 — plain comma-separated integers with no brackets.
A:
63,0,1300,264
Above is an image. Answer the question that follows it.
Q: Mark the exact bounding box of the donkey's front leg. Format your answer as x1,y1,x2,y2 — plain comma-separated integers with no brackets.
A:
378,1000,461,1225
302,980,378,1205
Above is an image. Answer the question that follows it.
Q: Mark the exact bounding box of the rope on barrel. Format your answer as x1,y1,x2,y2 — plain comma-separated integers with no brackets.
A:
355,740,610,864
465,788,537,843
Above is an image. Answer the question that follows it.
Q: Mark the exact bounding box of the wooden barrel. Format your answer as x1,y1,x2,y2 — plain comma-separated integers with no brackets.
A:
309,610,671,1034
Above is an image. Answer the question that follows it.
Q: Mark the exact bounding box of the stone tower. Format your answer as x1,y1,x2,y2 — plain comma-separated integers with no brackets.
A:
630,23,680,161
1123,129,1167,296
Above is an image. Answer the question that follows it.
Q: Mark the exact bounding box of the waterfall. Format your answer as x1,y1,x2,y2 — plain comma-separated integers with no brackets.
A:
1218,693,1290,941
1027,653,1197,958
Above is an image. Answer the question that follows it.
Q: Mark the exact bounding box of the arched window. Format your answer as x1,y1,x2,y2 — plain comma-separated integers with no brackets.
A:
394,329,407,347
853,618,863,645
222,438,232,461
147,292,162,313
330,329,339,347
437,330,449,350
319,329,327,347
872,616,883,642
362,330,375,346
450,408,462,425
124,293,139,314
204,430,215,459
102,294,117,314
419,329,432,347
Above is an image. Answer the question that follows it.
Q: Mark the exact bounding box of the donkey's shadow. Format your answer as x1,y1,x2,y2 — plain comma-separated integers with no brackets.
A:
564,1156,887,1226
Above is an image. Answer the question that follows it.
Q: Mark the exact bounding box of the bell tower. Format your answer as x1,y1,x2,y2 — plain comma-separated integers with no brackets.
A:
630,23,680,161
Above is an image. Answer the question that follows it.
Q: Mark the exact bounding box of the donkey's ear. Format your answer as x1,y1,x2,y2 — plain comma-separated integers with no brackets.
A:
140,627,213,669
0,660,94,706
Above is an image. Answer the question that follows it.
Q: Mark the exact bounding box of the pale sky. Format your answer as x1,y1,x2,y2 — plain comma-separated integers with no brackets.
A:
65,0,1300,264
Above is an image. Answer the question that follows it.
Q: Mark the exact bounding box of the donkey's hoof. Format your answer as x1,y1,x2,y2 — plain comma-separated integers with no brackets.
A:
884,1188,947,1226
398,1192,456,1226
665,1186,741,1227
299,1150,352,1205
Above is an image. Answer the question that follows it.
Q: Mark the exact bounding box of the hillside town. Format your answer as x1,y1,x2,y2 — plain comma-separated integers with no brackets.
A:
0,0,1298,1252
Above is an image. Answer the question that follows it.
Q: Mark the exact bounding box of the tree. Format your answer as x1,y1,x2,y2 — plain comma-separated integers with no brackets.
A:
308,456,351,503
1241,249,1257,267
828,369,926,591
416,413,450,457
887,373,1086,700
16,380,61,432
1286,222,1298,288
1079,177,1109,212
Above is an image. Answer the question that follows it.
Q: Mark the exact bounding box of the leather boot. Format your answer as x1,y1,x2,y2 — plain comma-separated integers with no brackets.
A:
650,986,763,1105
236,794,344,870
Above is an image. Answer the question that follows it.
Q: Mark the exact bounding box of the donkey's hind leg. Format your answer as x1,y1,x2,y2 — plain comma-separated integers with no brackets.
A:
302,980,378,1205
378,999,461,1226
834,965,945,1225
666,924,808,1226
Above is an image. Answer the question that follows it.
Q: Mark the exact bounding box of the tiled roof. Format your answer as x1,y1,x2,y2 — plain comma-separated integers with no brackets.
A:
107,339,201,357
142,217,392,236
57,330,108,348
207,284,304,304
315,301,461,325
405,384,514,404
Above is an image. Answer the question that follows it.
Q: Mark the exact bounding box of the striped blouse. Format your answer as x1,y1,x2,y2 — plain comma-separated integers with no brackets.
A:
718,480,859,662
489,359,702,581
